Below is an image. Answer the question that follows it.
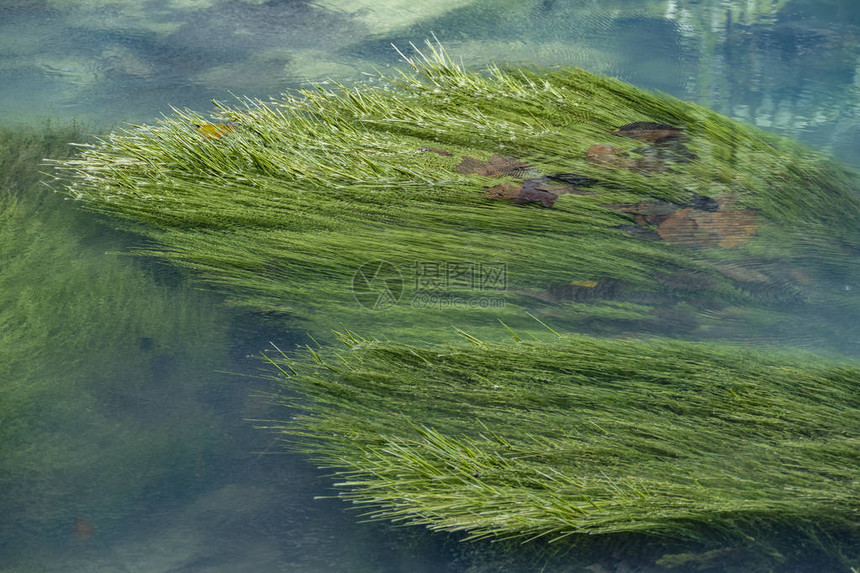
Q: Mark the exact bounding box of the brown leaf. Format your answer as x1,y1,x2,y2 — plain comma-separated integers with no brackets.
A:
586,144,632,168
482,182,522,200
714,263,772,284
419,147,453,156
604,201,679,216
631,156,668,174
715,192,739,211
515,187,558,208
522,176,590,196
713,210,758,248
690,194,719,212
482,180,559,207
196,123,235,139
546,173,598,187
613,224,662,241
604,201,679,226
613,122,686,144
658,208,757,248
586,144,668,174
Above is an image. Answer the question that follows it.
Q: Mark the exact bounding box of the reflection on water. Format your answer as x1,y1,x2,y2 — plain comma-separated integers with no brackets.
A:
1,0,858,166
1,1,859,572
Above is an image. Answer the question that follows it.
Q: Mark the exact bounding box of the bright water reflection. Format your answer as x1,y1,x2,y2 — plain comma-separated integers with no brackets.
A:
1,0,858,165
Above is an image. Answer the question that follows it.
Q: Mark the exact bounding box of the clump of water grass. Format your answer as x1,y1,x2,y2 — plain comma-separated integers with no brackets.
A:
265,329,860,567
0,126,231,557
51,40,860,348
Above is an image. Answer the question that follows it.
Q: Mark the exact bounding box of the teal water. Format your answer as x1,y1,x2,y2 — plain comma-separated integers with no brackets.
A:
1,1,858,572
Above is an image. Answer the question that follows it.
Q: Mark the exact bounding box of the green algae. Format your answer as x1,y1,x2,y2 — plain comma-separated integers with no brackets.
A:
53,41,860,349
47,41,860,569
0,125,231,551
266,330,860,568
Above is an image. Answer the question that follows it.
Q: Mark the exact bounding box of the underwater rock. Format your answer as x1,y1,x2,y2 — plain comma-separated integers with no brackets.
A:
588,122,696,175
656,547,755,570
523,176,590,196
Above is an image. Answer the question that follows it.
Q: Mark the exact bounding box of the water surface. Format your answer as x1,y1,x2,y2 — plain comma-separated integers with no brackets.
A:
1,1,858,571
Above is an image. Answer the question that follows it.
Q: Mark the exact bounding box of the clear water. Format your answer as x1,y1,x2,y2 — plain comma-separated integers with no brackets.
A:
1,1,858,571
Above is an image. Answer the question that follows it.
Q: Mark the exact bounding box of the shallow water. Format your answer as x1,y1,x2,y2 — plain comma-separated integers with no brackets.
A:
1,1,858,572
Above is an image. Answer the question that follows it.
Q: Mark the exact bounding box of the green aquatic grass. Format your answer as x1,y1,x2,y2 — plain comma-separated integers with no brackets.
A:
0,126,231,549
39,40,860,570
51,41,860,347
266,330,859,561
